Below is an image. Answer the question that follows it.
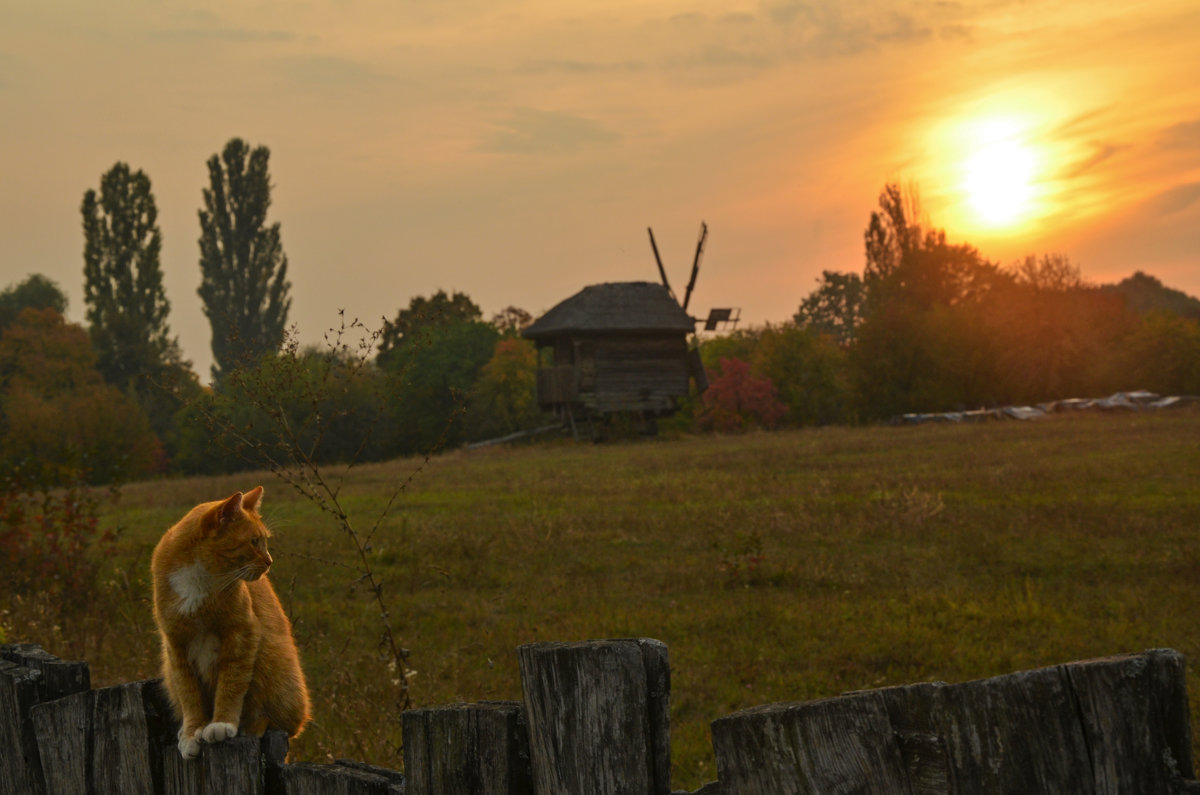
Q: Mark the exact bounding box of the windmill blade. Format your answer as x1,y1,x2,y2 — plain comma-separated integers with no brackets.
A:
682,221,707,311
647,227,674,297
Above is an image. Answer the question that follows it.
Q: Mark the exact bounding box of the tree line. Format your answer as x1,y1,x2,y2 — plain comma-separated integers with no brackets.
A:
694,184,1200,430
2,158,1198,488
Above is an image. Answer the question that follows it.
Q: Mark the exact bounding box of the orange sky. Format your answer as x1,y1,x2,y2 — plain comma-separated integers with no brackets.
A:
3,0,1198,379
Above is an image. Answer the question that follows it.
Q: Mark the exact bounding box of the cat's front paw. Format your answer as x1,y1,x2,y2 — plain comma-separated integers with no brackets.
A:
200,721,238,744
177,730,202,759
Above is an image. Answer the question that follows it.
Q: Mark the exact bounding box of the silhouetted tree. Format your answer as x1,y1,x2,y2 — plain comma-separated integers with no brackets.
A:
0,308,160,484
1106,271,1200,319
377,290,482,368
794,271,866,345
198,138,291,383
0,274,67,332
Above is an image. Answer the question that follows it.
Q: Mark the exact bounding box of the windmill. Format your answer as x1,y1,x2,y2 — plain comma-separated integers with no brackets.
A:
647,222,740,332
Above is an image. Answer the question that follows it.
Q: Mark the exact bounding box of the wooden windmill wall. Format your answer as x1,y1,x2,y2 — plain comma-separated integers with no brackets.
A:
522,282,700,422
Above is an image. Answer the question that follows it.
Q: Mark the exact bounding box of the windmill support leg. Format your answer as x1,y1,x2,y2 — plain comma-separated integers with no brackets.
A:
565,404,579,442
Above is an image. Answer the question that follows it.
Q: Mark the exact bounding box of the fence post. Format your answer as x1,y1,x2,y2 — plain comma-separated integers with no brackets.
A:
711,690,911,795
90,679,174,795
403,700,533,794
0,643,91,795
277,760,406,793
0,658,44,795
1063,649,1195,793
161,734,269,795
518,638,670,795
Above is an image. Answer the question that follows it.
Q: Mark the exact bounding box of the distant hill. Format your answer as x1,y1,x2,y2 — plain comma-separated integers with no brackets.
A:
1104,271,1200,319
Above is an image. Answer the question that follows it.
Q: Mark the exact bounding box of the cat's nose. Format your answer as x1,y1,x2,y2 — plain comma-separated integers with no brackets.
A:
264,552,273,567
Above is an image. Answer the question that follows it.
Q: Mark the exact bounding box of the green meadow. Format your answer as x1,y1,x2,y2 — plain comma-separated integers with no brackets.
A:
16,409,1200,791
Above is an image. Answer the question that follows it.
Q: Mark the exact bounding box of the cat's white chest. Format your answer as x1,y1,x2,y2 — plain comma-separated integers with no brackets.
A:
169,563,211,616
187,632,221,680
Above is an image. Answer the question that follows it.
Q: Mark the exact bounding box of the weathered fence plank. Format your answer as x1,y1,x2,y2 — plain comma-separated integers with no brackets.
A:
0,644,90,700
0,658,44,795
90,679,170,795
518,638,670,795
933,663,1095,793
278,761,406,794
1063,648,1196,793
30,689,93,794
162,734,266,795
713,651,1200,794
0,643,91,795
403,701,532,794
711,691,910,795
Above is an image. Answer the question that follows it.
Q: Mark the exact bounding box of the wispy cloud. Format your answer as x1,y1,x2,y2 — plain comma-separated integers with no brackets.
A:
516,59,646,76
1144,181,1200,218
275,54,392,88
480,108,620,155
150,25,294,43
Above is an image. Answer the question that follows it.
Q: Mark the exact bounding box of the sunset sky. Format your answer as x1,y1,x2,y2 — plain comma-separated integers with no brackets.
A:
3,0,1198,379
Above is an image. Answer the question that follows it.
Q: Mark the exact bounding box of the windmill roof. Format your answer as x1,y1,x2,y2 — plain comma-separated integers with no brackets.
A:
523,282,695,340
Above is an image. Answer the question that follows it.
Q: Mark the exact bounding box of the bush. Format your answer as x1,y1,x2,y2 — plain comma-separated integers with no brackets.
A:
697,357,787,432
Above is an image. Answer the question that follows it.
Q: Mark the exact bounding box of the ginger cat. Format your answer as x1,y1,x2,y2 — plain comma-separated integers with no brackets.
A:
151,486,310,759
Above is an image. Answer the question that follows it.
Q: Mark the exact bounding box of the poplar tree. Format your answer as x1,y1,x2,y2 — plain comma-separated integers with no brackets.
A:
197,137,292,383
81,162,180,389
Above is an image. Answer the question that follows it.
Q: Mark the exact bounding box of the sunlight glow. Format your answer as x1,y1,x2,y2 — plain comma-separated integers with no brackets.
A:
960,119,1038,229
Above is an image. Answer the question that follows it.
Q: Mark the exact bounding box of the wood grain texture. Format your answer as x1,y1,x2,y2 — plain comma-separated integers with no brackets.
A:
0,658,44,795
403,700,531,794
161,734,264,795
90,680,166,795
30,689,93,795
1063,649,1196,793
518,638,670,795
712,691,909,795
278,761,405,794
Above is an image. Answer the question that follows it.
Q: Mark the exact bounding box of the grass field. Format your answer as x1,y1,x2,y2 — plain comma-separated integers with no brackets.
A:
8,409,1200,790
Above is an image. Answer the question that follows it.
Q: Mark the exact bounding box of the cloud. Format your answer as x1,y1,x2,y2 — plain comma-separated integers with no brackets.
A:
150,25,294,43
1159,118,1200,152
1144,181,1200,218
479,108,620,155
764,3,934,57
516,59,646,76
1061,141,1128,180
275,54,392,88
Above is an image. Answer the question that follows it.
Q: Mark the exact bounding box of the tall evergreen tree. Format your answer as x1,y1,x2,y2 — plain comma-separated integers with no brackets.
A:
82,163,180,389
198,137,292,383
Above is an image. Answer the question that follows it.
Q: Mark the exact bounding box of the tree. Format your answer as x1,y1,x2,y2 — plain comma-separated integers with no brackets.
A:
392,322,500,452
1105,271,1200,319
82,163,184,386
0,274,67,332
198,138,292,382
753,324,853,425
466,336,545,440
490,305,533,336
0,308,160,484
1116,311,1200,395
377,290,482,367
794,271,866,345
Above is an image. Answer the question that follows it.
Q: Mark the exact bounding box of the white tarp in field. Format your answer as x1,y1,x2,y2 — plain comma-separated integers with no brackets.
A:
895,391,1198,425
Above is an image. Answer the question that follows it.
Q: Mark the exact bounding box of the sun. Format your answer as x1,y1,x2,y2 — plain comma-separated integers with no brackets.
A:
960,120,1038,228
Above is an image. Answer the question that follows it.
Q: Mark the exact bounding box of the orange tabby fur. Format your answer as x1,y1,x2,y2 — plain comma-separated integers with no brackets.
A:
151,486,310,759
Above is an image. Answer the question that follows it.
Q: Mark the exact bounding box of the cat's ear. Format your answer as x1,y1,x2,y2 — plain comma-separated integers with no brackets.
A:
243,486,264,514
217,492,244,526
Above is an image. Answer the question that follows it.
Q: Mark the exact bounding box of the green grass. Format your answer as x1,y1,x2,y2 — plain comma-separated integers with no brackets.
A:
10,410,1200,790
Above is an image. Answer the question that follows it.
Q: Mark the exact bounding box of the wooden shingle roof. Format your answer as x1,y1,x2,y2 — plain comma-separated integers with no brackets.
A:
522,282,695,340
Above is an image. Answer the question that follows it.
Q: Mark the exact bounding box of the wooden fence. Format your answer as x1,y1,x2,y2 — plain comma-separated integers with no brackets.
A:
2,639,1198,794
